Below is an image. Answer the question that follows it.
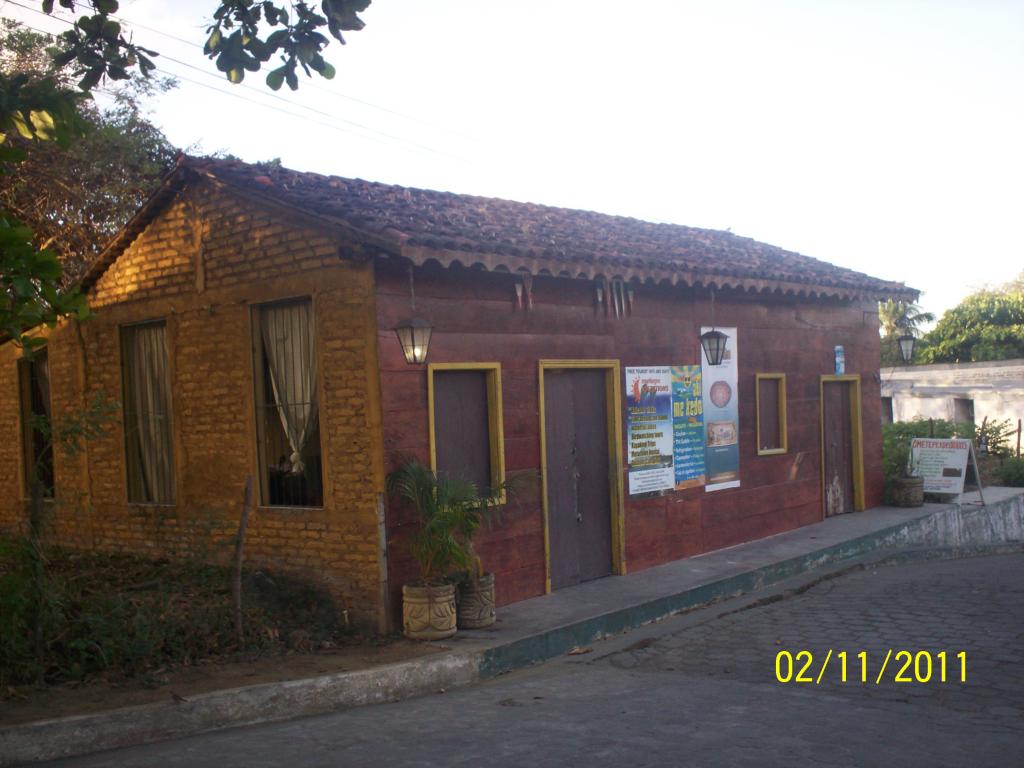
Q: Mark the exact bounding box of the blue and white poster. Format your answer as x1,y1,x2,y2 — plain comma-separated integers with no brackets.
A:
701,327,740,491
672,365,706,490
626,367,675,495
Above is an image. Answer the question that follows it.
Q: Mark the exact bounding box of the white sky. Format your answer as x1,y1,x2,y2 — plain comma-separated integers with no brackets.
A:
6,0,1023,322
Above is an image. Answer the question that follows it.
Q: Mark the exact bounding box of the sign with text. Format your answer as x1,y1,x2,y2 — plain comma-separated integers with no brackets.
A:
626,367,675,495
910,438,971,494
702,327,740,491
672,365,706,490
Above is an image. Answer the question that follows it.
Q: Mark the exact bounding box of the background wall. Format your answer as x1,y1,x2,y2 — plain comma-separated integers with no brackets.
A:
0,181,387,628
882,359,1024,428
376,259,884,612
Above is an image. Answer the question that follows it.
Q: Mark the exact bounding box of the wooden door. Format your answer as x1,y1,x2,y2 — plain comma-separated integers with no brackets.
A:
822,380,855,517
432,370,492,493
544,369,613,589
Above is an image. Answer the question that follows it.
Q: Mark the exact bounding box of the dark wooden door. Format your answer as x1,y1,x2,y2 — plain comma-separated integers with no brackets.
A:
545,369,613,589
433,370,491,493
822,380,854,517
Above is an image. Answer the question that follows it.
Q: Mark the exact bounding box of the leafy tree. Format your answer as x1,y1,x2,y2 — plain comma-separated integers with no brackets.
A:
0,70,89,347
878,299,935,338
0,22,178,283
1002,270,1024,294
921,290,1024,364
42,0,371,91
2,0,370,347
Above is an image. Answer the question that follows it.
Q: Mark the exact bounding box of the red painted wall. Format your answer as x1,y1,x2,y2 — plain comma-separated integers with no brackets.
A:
376,260,884,614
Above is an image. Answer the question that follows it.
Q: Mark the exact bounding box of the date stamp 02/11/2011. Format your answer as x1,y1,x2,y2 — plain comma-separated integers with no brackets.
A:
775,650,967,685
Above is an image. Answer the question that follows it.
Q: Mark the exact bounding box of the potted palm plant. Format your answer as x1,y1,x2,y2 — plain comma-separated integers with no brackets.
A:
453,493,501,630
386,460,478,640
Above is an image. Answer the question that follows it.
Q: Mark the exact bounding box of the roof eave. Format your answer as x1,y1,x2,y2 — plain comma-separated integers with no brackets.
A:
395,243,919,303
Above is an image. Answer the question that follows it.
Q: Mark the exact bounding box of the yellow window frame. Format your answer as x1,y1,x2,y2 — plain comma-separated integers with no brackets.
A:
755,372,788,456
427,362,506,503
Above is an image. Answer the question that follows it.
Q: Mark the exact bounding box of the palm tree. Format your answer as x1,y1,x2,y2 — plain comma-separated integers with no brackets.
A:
878,300,935,338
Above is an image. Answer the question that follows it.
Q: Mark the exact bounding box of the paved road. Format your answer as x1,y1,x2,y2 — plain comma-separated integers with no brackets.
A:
41,553,1024,767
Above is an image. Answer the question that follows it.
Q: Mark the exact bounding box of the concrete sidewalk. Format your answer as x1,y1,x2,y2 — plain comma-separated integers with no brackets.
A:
4,487,1023,766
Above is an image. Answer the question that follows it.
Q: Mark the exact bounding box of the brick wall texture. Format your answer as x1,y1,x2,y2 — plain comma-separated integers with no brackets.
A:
375,261,886,613
0,175,890,632
0,180,386,628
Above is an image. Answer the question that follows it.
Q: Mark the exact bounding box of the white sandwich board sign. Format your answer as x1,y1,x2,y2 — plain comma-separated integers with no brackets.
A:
909,437,975,496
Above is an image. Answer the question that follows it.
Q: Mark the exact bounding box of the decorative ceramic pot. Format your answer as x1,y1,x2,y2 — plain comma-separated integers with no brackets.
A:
457,572,496,629
891,475,924,507
402,582,457,640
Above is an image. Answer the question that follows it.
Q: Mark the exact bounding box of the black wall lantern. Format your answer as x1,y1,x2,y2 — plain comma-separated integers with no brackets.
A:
700,329,729,366
394,264,432,364
897,334,915,363
700,286,729,366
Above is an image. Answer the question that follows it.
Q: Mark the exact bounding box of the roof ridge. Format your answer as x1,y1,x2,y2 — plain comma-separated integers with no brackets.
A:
83,154,916,302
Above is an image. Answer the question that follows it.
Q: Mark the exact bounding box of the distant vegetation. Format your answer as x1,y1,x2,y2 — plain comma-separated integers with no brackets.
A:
884,273,1024,366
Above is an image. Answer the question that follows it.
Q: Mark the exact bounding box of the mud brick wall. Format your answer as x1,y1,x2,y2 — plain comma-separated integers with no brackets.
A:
375,260,884,612
0,180,386,629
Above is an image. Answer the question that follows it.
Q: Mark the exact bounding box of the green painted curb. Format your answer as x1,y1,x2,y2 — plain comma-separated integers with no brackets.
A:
479,516,935,677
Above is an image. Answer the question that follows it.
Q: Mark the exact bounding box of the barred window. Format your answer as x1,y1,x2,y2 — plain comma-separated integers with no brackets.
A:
19,349,54,498
253,299,323,507
121,322,176,504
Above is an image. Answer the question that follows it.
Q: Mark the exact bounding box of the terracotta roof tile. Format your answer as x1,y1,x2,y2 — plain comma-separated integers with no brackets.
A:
83,155,918,301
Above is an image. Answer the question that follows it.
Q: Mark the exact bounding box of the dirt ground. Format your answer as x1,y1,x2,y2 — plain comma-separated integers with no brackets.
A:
1,639,443,727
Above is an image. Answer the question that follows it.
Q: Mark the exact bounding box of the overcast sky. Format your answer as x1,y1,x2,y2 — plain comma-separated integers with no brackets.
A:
7,0,1023,323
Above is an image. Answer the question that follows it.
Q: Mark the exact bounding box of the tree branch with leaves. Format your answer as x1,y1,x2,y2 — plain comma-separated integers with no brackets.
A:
38,0,371,91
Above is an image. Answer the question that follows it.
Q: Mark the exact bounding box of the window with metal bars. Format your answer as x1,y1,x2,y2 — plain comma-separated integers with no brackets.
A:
19,349,54,498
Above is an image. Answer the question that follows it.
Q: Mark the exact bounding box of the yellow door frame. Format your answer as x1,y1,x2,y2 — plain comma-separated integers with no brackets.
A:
819,374,865,517
538,359,626,593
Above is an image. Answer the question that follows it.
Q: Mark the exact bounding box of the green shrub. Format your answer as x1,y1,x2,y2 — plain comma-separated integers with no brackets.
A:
995,458,1024,487
0,544,352,688
881,418,981,502
970,418,1015,458
882,419,958,482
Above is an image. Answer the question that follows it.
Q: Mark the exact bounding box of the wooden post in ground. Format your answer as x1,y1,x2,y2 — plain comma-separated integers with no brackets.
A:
233,475,254,648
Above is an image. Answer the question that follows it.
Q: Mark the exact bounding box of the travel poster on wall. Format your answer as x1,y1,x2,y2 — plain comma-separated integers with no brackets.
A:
701,327,740,491
625,367,675,495
671,365,706,490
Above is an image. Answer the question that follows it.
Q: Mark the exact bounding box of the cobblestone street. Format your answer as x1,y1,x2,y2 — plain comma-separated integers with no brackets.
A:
609,554,1024,725
41,553,1024,768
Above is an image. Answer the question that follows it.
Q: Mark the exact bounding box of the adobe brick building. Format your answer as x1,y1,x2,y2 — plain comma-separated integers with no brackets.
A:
0,156,916,631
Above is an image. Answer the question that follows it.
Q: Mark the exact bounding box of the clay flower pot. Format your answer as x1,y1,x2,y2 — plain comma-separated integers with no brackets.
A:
402,582,457,640
891,475,924,507
457,572,496,629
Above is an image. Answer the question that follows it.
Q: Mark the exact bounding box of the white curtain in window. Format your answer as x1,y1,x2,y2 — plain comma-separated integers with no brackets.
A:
260,301,318,474
35,351,51,418
125,323,175,503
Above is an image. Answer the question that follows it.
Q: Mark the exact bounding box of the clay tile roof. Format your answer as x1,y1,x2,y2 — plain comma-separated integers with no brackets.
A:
83,154,918,302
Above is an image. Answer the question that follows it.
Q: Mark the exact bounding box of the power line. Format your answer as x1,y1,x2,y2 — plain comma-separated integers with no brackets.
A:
38,0,475,139
5,2,469,161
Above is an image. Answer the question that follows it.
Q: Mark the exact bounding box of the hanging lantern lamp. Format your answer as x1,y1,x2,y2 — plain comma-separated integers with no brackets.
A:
897,334,915,364
700,329,729,366
700,286,729,366
394,264,432,364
